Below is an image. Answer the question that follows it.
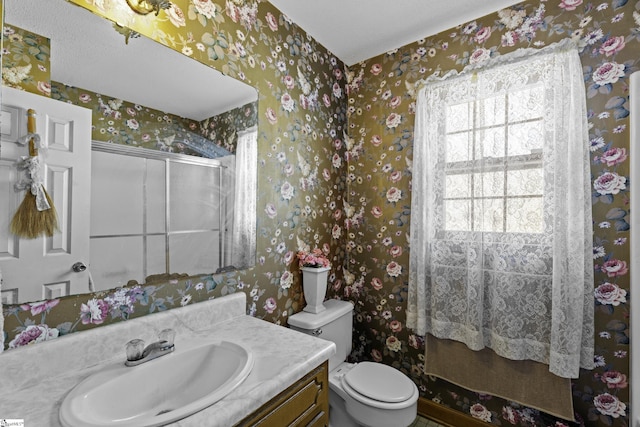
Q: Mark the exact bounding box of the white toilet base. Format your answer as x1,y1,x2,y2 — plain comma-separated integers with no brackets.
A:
329,388,360,427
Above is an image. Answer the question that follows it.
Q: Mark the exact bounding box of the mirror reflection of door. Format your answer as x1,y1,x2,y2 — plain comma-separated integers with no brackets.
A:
0,87,92,303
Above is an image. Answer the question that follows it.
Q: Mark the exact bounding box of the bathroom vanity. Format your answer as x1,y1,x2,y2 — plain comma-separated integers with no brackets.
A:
237,361,329,426
0,292,335,426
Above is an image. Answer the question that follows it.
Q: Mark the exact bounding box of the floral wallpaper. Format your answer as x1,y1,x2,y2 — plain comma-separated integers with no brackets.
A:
1,0,637,426
346,0,634,426
51,82,258,156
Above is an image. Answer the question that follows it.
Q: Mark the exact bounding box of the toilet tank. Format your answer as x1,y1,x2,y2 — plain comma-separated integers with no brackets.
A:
287,299,353,371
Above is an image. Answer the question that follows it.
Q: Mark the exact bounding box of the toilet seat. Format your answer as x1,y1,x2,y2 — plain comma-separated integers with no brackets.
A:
340,362,418,410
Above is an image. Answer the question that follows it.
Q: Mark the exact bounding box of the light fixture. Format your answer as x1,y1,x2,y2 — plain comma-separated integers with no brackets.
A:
126,0,171,16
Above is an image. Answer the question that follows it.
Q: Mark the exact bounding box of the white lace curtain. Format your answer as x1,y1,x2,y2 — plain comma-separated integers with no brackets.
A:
231,126,257,267
407,42,594,379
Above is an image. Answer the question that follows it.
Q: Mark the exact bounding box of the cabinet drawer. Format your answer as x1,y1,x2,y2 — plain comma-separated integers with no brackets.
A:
236,361,329,427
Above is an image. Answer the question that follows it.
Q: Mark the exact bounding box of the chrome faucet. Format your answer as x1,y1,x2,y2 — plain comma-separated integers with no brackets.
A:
125,328,176,366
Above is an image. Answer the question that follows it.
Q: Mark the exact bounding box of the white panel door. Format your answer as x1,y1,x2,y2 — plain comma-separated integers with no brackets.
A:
0,86,92,303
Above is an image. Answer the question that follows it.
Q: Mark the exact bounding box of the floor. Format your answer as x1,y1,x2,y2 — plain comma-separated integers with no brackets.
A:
409,415,445,427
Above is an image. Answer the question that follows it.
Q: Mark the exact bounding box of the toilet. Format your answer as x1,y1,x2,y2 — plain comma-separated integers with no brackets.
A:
288,299,418,427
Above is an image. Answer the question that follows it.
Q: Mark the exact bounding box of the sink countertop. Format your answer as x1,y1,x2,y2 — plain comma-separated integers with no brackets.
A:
0,292,336,427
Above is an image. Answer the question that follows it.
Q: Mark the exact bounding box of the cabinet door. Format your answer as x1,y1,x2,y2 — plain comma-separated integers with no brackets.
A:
236,361,329,427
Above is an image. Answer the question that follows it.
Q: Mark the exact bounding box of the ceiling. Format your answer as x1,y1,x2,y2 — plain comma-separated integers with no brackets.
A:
268,0,523,65
3,0,522,120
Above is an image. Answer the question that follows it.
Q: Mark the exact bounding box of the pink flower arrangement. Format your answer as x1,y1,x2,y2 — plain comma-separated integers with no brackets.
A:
297,247,330,268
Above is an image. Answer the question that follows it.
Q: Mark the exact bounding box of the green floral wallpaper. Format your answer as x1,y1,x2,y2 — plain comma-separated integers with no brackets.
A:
51,82,258,155
1,0,637,426
1,24,49,95
346,1,634,426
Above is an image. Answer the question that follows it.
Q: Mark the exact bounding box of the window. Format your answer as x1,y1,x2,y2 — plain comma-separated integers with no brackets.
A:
444,86,544,234
407,42,594,379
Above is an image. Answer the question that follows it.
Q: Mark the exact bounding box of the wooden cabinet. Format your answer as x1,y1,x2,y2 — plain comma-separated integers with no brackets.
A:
236,361,329,427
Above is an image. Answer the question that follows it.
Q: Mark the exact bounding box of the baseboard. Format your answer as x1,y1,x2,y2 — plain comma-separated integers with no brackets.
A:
418,397,488,427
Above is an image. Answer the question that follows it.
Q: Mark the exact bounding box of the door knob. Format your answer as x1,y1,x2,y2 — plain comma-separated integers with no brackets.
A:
72,262,87,273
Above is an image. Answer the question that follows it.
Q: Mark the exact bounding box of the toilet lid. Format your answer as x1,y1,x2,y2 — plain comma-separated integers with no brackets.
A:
343,362,415,403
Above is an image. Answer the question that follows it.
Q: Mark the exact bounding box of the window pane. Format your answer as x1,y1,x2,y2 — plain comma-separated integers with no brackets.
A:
506,197,543,233
446,102,472,132
474,171,504,198
507,168,543,196
446,173,471,198
507,120,544,155
474,198,504,232
508,85,544,122
446,131,472,162
477,127,505,159
476,94,505,127
445,199,471,231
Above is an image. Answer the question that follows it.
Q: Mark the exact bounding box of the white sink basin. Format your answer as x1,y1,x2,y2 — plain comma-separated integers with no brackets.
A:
59,340,254,427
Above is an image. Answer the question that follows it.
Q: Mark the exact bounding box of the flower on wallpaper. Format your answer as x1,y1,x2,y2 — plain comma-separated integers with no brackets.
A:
600,258,628,278
590,135,606,151
332,82,343,98
283,250,295,265
299,89,320,110
592,61,626,87
167,4,186,27
265,12,278,31
469,403,492,422
192,0,216,20
386,261,402,277
600,370,628,389
385,335,402,352
389,245,403,258
498,8,527,30
280,270,293,289
385,113,402,129
280,93,295,112
593,393,626,418
20,299,59,316
265,107,278,124
297,151,311,176
80,298,110,325
502,405,520,424
599,36,626,57
104,286,142,318
180,294,192,306
297,66,311,95
37,81,51,96
265,203,277,219
386,187,402,203
280,181,295,201
225,1,258,30
125,119,139,130
371,206,383,218
2,64,32,86
8,324,60,348
469,47,492,64
598,147,627,167
331,153,342,168
263,297,277,314
559,0,583,11
474,27,492,44
593,171,626,195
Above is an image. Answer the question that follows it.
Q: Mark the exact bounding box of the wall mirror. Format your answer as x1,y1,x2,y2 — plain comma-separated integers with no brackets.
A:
0,0,258,304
